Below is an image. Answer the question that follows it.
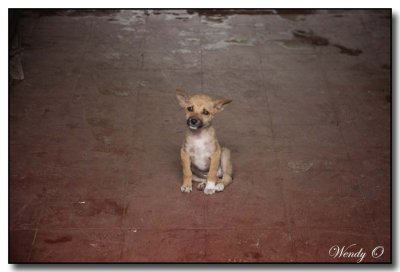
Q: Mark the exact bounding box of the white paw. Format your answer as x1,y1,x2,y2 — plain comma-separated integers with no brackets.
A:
215,183,224,192
180,184,192,193
204,181,216,195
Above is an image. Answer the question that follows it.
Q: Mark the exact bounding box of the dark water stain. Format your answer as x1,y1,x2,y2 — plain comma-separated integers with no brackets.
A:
382,64,390,70
22,9,119,18
244,251,263,259
187,9,276,24
292,29,329,46
45,235,72,244
188,8,316,19
187,9,316,23
151,10,192,21
187,9,275,16
332,44,362,56
333,14,344,18
275,9,316,21
74,199,124,217
152,10,180,16
175,16,190,21
71,10,120,17
386,95,391,103
42,108,51,115
279,29,362,56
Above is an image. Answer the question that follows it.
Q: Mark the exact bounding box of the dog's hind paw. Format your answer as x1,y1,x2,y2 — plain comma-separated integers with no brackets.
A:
215,183,224,192
197,181,206,191
180,184,192,193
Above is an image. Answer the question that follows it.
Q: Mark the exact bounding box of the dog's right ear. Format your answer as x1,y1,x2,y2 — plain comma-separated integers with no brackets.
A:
176,88,190,108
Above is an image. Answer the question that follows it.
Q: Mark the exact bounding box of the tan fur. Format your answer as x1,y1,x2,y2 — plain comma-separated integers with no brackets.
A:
176,88,233,195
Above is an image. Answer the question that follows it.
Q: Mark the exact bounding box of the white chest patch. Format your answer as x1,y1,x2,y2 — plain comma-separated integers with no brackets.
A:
186,133,214,171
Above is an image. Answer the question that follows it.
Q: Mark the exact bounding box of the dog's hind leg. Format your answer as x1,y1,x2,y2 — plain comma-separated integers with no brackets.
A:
215,147,233,192
192,175,207,191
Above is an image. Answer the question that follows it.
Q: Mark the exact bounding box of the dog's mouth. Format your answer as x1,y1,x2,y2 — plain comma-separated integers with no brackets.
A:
188,124,203,130
187,117,203,130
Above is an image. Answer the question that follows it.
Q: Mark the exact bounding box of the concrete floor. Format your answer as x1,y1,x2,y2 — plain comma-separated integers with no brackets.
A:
10,9,391,263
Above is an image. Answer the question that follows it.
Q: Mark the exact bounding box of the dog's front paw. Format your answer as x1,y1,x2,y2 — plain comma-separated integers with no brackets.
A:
204,181,216,195
180,184,192,193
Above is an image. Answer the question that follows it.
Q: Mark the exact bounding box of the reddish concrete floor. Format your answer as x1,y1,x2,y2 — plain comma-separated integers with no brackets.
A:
10,9,391,263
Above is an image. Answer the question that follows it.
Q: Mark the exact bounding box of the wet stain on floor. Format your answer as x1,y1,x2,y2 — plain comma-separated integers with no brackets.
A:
278,29,362,56
22,9,120,17
187,9,316,23
292,29,329,46
187,9,275,16
275,9,316,21
45,235,72,244
332,44,362,56
74,199,124,217
244,251,263,260
188,9,276,24
225,38,249,44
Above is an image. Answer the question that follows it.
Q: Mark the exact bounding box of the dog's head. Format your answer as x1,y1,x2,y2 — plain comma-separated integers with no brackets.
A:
176,88,232,130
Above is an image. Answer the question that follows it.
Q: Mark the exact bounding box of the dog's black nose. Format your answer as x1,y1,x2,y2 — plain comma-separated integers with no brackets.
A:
187,117,202,129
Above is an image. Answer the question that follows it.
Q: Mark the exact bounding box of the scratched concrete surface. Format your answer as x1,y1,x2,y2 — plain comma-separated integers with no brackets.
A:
10,9,390,263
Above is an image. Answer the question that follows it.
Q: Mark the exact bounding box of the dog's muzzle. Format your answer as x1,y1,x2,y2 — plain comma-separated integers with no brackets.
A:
187,117,203,130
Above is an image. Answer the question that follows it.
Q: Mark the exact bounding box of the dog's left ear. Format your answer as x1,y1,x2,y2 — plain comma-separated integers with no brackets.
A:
213,98,232,112
176,88,190,108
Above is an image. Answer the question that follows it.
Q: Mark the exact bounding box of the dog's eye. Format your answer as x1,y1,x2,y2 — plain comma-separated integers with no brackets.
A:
203,109,209,115
187,106,193,112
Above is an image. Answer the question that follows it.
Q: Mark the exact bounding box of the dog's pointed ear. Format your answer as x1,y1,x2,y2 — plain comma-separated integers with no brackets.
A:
213,98,232,112
176,88,190,108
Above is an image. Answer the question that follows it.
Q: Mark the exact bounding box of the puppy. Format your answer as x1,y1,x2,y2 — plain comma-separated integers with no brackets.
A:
176,88,233,195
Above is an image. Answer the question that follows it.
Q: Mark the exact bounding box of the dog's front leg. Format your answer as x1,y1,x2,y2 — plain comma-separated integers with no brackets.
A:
204,149,221,195
180,148,192,193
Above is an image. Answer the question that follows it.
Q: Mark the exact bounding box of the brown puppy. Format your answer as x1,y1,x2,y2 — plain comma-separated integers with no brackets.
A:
176,89,233,195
